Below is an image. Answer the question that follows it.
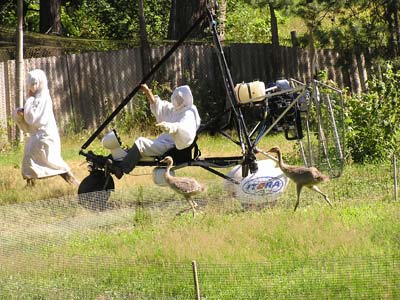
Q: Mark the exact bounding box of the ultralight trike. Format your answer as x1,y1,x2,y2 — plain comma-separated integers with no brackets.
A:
77,2,345,208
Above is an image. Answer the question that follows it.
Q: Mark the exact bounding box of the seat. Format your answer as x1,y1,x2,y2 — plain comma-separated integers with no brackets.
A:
158,136,201,165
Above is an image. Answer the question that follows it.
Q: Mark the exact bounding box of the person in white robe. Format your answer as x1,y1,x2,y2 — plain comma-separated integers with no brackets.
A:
109,83,201,178
13,69,80,187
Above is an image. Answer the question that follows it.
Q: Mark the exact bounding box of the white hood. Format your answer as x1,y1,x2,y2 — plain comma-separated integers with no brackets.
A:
171,85,201,129
27,69,49,97
171,85,192,110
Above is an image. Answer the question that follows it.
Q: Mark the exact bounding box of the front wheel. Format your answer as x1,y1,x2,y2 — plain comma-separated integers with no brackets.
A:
77,170,115,210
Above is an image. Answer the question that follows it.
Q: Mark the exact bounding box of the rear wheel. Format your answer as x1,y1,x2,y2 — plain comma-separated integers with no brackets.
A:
77,170,115,210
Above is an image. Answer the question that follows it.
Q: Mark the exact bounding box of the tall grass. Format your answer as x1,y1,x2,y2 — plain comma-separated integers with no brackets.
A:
0,132,291,204
1,133,400,299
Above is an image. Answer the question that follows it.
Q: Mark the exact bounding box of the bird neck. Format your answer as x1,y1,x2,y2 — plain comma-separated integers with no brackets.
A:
164,162,173,181
275,150,287,171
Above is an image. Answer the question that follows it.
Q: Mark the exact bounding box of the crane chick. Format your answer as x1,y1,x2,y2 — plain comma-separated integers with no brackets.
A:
160,156,204,217
267,146,333,211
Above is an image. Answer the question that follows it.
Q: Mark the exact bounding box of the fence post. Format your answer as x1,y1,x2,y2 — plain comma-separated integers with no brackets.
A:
16,0,24,143
291,31,298,48
394,154,398,201
192,260,201,300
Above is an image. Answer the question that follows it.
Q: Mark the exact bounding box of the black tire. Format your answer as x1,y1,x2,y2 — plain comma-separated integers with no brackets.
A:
77,170,115,210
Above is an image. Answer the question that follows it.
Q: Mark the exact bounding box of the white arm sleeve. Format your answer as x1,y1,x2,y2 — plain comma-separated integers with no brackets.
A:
150,96,174,123
24,95,52,128
12,108,30,133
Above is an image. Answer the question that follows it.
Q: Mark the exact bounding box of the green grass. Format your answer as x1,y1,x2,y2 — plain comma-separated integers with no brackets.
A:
51,201,400,261
1,133,400,299
1,200,399,299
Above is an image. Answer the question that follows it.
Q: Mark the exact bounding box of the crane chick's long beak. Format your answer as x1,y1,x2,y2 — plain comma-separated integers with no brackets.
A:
256,147,279,163
159,157,172,164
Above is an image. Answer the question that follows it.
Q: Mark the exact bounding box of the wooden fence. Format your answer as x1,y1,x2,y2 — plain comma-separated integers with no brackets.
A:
0,43,370,145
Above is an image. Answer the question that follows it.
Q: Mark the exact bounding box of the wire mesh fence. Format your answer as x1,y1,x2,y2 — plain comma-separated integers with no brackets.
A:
0,162,399,300
1,251,399,299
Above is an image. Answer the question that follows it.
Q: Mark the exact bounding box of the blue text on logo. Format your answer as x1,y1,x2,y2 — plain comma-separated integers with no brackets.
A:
242,176,284,195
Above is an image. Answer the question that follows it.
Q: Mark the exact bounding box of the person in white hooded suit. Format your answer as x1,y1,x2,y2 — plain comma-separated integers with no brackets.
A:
109,83,201,178
13,69,80,186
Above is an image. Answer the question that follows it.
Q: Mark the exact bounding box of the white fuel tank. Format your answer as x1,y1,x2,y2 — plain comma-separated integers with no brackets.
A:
234,81,266,104
224,159,289,202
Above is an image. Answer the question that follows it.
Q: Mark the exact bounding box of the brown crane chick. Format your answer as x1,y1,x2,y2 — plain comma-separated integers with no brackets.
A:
160,156,204,217
267,146,333,211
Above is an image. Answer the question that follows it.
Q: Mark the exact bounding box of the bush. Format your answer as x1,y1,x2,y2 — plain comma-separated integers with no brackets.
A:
345,63,400,163
111,81,172,135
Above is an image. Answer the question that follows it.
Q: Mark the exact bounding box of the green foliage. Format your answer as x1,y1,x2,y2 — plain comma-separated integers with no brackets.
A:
63,115,86,136
1,0,170,41
63,0,137,39
1,0,398,63
225,0,272,43
0,120,10,152
345,63,400,163
292,0,396,58
142,1,171,41
64,0,169,40
109,81,174,135
0,1,17,26
62,1,111,38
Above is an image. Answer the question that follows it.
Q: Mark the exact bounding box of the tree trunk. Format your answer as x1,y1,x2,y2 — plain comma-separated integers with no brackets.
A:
393,0,400,55
387,0,396,57
218,0,227,42
350,53,361,95
308,26,318,79
167,0,208,40
39,0,62,34
138,0,151,76
269,2,279,47
269,2,281,78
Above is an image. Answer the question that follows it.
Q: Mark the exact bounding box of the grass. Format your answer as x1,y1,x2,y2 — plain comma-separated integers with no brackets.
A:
0,132,293,204
1,132,400,299
1,199,399,299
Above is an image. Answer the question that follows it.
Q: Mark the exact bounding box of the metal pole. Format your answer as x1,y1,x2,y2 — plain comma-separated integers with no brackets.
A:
16,0,24,142
394,154,398,201
192,260,201,300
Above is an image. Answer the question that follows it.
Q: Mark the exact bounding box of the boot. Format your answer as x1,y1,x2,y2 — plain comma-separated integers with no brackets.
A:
107,144,141,179
121,144,142,174
106,160,124,179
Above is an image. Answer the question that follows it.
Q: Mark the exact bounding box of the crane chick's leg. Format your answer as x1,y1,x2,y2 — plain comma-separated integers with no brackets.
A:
294,184,303,211
192,199,199,209
186,196,197,217
310,185,333,208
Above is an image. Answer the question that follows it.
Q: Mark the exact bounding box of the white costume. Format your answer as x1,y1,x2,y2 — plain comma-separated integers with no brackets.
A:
109,85,201,177
135,85,201,157
13,69,71,180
